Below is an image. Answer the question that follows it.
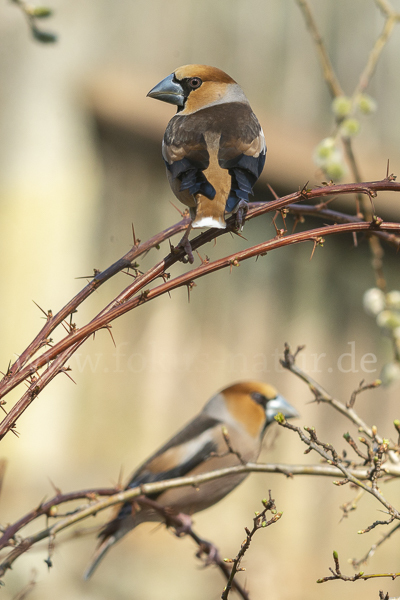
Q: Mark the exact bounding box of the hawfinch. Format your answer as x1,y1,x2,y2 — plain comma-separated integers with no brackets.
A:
84,381,298,579
147,65,266,261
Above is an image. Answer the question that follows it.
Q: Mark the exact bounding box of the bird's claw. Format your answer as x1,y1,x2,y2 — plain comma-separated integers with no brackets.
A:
173,513,193,537
195,539,220,566
179,238,194,264
172,234,194,264
235,200,248,231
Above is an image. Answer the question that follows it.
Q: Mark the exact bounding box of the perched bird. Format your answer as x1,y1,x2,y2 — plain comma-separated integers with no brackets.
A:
147,65,266,262
84,381,298,579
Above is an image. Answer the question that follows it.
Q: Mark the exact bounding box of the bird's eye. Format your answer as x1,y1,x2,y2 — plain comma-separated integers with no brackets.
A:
189,77,202,89
251,392,268,407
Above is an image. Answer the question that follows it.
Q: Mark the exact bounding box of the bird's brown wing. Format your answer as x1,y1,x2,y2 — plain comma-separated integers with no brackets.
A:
163,103,265,214
100,415,221,538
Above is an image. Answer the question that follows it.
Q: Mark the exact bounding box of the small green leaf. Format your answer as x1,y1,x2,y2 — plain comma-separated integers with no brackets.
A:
31,6,53,17
32,27,57,43
274,413,285,424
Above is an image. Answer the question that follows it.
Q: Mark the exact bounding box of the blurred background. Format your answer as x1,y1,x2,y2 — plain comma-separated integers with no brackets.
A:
0,0,399,598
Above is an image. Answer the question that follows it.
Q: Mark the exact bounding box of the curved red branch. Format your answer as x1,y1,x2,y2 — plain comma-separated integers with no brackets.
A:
0,179,399,439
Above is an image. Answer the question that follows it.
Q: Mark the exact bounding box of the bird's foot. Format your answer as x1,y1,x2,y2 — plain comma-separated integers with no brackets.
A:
176,236,194,264
234,200,249,231
195,538,220,566
170,225,194,264
173,512,193,537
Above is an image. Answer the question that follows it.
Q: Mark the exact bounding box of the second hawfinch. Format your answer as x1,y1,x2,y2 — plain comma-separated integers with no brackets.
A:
84,381,298,579
147,65,266,261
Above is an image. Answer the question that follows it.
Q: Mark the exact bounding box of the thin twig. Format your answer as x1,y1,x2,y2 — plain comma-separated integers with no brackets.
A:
295,0,343,97
280,343,400,464
276,418,400,519
2,459,400,576
318,550,400,583
351,522,400,567
221,493,282,600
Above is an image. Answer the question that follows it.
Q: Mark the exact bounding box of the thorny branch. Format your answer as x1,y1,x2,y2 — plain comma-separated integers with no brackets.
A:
1,3,399,597
0,178,400,440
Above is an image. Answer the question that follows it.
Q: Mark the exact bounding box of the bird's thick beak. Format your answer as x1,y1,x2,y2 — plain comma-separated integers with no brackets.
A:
266,394,299,422
147,73,185,106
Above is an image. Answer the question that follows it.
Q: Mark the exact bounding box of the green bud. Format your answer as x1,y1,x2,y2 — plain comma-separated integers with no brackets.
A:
386,290,400,310
363,288,385,316
31,7,53,17
376,310,400,330
356,93,377,115
333,550,339,559
314,137,336,161
313,138,347,181
324,160,346,181
340,118,360,137
332,96,352,118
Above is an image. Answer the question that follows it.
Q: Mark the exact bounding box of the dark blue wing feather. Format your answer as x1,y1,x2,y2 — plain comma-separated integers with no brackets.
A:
224,151,266,212
164,157,216,199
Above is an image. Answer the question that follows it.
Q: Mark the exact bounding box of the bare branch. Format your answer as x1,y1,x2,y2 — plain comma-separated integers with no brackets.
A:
352,522,400,567
281,344,400,464
295,0,343,97
1,458,400,577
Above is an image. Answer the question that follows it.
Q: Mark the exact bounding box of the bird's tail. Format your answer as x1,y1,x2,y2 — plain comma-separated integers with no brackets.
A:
83,534,117,580
192,193,226,229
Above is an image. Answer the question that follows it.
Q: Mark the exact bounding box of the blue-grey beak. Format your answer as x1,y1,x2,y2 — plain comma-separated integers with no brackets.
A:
266,394,299,422
147,73,185,107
